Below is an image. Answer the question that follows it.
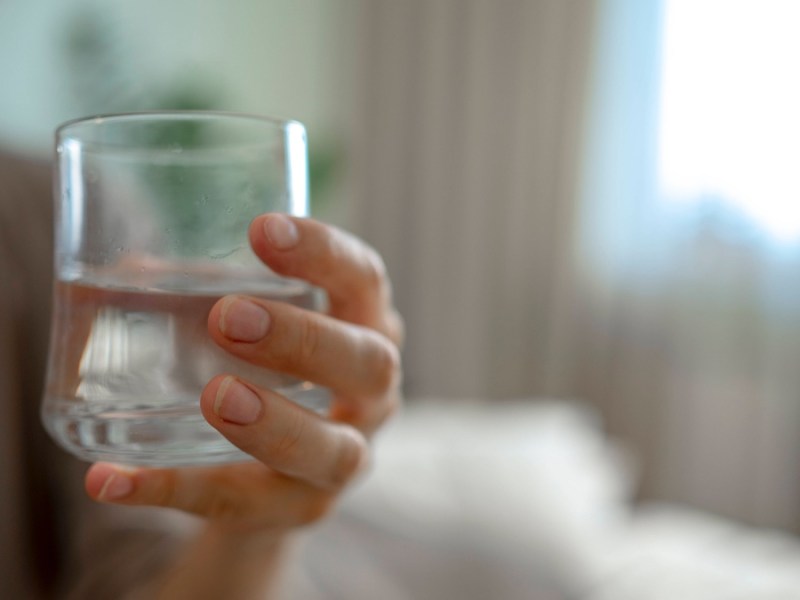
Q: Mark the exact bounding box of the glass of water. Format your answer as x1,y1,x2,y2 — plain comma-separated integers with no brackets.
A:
41,111,322,466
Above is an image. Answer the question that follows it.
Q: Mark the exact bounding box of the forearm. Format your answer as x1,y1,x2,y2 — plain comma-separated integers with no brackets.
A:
153,526,295,600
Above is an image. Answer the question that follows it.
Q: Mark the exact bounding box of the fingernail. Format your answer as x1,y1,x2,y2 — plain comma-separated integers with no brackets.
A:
264,214,299,250
214,376,262,425
220,297,270,342
98,473,134,501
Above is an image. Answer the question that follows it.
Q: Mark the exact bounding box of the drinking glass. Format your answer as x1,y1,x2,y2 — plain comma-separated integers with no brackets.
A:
41,111,323,466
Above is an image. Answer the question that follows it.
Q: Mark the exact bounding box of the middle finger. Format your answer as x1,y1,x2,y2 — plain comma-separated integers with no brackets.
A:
208,295,401,402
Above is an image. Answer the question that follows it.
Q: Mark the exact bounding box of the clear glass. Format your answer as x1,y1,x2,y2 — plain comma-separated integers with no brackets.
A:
41,111,325,466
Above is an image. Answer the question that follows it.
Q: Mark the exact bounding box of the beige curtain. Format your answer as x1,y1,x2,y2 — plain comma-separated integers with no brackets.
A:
349,0,596,399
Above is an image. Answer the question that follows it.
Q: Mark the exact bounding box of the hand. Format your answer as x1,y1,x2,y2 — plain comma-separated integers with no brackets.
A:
84,214,403,533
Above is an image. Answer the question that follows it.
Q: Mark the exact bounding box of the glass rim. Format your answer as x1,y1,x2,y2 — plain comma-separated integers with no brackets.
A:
56,110,304,141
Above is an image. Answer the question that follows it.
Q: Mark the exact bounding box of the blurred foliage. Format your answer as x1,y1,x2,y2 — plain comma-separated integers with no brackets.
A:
307,138,343,209
61,6,341,216
137,158,281,258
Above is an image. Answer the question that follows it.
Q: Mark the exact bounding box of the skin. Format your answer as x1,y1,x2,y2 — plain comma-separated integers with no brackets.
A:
83,214,404,599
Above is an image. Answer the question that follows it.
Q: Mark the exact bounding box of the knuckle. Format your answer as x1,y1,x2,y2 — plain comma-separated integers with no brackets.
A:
296,493,336,526
370,335,402,393
270,409,307,465
386,310,405,348
297,317,323,363
362,247,388,289
319,228,341,270
329,431,368,489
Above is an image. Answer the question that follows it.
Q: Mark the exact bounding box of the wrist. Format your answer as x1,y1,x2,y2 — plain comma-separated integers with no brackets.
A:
154,524,295,600
202,521,296,564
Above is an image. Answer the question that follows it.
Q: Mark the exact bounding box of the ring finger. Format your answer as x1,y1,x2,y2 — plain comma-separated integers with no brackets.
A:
200,375,369,490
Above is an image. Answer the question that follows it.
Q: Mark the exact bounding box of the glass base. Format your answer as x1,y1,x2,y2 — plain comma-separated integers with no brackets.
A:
43,386,330,467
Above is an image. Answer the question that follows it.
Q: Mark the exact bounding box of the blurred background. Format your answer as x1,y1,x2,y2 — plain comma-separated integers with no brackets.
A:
3,0,800,539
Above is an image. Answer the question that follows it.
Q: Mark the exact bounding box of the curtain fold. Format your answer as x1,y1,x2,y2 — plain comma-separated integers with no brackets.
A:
350,0,597,399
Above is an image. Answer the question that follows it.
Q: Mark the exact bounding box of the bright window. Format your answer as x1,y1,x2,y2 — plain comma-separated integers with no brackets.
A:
658,0,800,241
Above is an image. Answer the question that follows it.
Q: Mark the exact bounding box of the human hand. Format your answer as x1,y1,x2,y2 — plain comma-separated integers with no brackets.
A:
83,214,403,534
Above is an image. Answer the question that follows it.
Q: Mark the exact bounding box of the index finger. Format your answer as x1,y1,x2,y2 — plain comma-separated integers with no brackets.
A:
248,215,403,345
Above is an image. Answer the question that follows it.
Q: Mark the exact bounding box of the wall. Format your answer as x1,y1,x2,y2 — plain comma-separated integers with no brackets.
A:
0,0,356,177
